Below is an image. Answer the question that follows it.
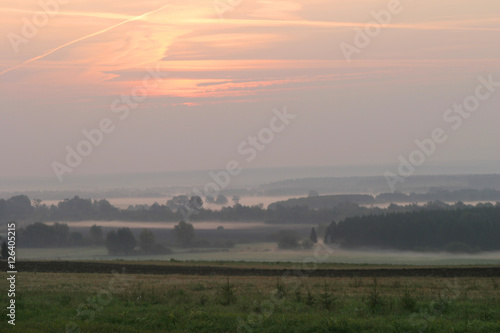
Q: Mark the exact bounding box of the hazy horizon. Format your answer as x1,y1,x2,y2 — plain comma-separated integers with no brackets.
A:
1,162,500,192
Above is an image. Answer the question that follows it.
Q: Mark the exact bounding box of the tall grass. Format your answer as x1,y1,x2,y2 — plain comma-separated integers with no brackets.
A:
2,272,500,332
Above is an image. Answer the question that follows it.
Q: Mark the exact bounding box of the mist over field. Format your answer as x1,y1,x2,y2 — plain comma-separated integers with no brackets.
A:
2,174,499,265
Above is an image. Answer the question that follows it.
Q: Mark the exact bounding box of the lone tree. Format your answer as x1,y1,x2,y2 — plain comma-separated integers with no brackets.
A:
105,228,136,255
139,228,156,254
89,224,104,245
190,196,203,209
309,227,318,244
173,220,195,246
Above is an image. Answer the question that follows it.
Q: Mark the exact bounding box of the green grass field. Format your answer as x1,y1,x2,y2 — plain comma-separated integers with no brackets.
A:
1,264,500,332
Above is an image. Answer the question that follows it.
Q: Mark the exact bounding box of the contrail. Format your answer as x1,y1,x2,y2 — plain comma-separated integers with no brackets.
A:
0,3,171,76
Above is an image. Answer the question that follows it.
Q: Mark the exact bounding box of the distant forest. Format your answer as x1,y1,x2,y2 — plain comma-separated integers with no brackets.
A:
269,188,500,209
1,194,499,252
0,193,498,226
325,205,500,252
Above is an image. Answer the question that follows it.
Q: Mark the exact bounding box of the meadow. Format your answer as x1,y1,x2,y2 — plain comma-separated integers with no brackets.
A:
1,263,500,332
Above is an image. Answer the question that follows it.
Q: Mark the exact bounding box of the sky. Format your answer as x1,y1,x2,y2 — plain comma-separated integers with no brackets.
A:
0,0,499,184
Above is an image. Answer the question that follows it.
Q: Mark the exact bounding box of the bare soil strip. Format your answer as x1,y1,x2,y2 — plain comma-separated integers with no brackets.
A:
12,261,500,277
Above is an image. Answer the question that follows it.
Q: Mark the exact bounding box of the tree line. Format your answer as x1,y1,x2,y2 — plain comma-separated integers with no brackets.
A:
5,203,499,253
324,205,500,252
270,188,500,210
3,194,497,225
12,220,235,254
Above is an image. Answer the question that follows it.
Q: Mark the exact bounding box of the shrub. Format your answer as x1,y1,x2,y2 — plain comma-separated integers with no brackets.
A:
320,281,335,310
275,278,287,299
305,288,315,306
218,277,236,306
366,278,383,313
400,287,417,312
